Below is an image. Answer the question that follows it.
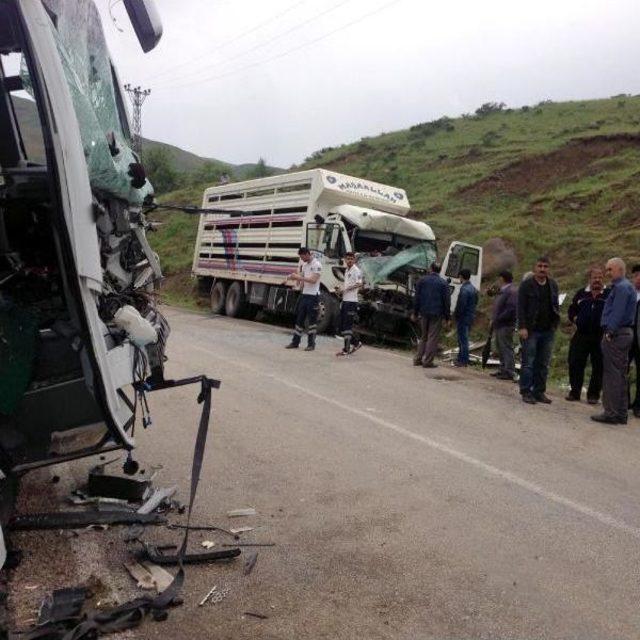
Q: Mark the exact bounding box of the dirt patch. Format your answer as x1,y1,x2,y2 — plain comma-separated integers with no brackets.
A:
459,134,640,198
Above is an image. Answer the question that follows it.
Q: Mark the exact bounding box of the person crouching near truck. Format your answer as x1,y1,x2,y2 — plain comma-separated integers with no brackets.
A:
411,262,451,369
453,268,478,367
285,247,322,352
335,251,364,357
565,265,608,404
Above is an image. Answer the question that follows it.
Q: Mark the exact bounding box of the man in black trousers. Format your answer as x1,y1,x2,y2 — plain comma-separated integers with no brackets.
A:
565,266,609,404
629,263,640,418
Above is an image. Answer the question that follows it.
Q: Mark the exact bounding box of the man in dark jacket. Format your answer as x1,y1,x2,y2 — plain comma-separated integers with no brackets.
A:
565,266,609,403
412,262,451,368
453,269,478,367
517,256,560,404
491,270,518,380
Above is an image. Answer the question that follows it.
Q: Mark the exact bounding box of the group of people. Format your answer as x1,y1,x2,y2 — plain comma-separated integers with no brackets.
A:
412,256,640,424
286,247,640,425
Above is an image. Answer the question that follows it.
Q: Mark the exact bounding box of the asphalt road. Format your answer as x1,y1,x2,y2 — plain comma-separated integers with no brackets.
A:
8,307,640,638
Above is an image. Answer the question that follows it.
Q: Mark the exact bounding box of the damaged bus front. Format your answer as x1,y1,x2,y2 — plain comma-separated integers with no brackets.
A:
0,0,164,562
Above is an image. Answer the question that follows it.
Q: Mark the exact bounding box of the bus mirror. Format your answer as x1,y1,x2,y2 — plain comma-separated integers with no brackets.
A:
123,0,163,52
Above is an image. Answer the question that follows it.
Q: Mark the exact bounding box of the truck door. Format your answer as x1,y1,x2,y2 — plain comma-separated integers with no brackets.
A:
441,242,483,311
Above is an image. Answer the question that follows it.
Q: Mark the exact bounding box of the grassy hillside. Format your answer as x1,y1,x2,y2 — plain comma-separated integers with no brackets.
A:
151,96,640,385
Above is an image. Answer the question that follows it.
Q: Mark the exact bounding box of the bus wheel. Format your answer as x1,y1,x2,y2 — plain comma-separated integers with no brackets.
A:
225,281,247,317
210,281,227,315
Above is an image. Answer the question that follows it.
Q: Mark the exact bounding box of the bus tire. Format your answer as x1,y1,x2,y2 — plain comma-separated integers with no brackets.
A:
225,281,247,318
210,280,227,315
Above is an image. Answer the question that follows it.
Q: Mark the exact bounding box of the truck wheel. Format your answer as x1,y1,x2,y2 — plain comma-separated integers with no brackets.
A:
225,281,247,317
210,281,227,315
315,291,338,334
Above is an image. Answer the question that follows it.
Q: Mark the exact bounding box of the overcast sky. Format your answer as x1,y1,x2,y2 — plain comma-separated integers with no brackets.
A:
98,0,640,168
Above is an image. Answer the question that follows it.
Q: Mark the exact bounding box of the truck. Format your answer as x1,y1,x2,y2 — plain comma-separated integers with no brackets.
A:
192,169,482,342
0,0,166,566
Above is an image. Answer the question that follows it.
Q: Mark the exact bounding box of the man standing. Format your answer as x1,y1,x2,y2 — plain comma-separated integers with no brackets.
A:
591,258,637,424
453,268,478,367
565,266,609,404
517,256,560,404
491,270,518,381
629,264,640,418
412,262,451,369
336,252,363,357
285,247,322,351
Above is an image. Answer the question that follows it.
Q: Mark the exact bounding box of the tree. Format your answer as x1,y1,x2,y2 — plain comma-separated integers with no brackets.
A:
142,146,179,194
188,161,225,187
474,102,506,117
247,157,270,179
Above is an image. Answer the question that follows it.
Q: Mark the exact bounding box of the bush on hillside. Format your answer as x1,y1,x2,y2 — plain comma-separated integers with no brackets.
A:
474,102,506,117
143,146,180,194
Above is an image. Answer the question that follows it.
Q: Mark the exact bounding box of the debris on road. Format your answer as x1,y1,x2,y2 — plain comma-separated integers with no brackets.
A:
87,462,154,502
9,510,166,531
167,523,239,539
244,611,269,620
140,544,241,566
137,485,178,515
227,507,256,517
223,542,276,547
198,586,218,606
229,526,254,534
124,559,174,593
37,586,89,625
243,551,258,576
201,540,216,549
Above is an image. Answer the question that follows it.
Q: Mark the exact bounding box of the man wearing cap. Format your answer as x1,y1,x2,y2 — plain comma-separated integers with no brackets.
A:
285,247,322,352
453,268,478,367
591,257,637,424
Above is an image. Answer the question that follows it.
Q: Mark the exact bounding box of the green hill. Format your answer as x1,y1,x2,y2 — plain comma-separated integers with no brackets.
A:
150,96,640,384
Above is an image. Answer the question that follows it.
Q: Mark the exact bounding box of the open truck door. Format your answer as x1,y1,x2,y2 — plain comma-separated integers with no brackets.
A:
441,241,483,311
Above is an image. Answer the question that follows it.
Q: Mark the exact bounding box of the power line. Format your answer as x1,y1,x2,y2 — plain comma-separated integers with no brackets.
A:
124,84,151,155
146,0,309,82
151,0,355,90
155,0,404,93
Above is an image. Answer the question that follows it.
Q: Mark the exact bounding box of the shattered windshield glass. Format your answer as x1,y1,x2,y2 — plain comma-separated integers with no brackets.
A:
34,0,152,204
358,242,437,285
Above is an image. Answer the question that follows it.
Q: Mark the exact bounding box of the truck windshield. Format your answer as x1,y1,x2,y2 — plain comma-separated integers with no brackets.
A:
358,242,437,286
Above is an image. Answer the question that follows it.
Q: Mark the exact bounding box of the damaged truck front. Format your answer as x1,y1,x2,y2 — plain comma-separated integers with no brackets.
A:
0,0,165,564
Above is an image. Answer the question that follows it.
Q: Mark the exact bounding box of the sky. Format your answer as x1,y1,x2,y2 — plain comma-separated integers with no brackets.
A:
98,0,640,168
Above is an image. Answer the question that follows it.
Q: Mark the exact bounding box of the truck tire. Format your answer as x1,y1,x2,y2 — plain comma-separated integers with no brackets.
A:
315,290,338,334
225,281,247,318
210,281,227,315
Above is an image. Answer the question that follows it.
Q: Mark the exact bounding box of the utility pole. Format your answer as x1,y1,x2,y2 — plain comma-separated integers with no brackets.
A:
124,84,151,157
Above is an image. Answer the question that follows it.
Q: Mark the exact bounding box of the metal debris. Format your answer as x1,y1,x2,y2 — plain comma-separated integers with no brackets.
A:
140,544,241,566
198,586,217,607
9,510,166,531
124,560,174,593
244,611,269,620
137,485,177,515
227,507,256,517
243,551,258,576
229,526,253,535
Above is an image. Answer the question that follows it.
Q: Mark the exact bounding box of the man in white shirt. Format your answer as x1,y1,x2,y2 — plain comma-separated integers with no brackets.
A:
336,252,363,356
285,247,322,351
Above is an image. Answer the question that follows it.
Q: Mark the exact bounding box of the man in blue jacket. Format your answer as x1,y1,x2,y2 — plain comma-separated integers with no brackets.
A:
411,262,451,368
491,270,518,380
591,257,637,425
453,268,478,367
